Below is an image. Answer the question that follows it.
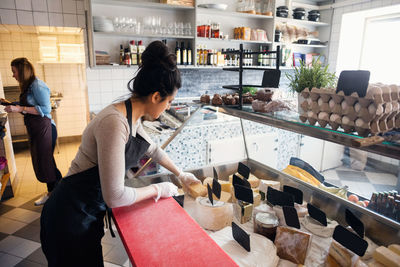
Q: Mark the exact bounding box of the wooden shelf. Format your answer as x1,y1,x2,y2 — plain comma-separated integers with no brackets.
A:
197,7,273,19
92,0,194,10
94,31,194,39
275,17,329,27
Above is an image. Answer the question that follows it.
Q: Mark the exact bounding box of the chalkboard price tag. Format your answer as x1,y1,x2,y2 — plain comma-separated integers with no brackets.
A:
267,187,294,207
345,209,364,238
212,178,221,199
307,203,327,227
232,222,250,252
333,225,368,256
234,184,254,204
207,184,213,206
238,162,250,179
283,185,303,204
283,206,300,229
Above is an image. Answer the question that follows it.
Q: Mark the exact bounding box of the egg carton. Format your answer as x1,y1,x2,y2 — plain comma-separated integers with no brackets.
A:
299,84,400,136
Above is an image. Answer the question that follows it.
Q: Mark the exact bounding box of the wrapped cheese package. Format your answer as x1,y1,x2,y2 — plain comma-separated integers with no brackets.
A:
209,226,280,267
301,215,338,238
274,226,312,265
194,197,233,231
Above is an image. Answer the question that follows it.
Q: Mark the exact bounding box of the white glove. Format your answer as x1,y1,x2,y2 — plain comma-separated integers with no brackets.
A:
152,182,178,202
177,172,201,187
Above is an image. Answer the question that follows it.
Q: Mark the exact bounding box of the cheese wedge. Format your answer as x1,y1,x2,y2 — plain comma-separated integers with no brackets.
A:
187,183,207,198
388,244,400,256
373,246,400,267
203,177,232,193
229,173,260,188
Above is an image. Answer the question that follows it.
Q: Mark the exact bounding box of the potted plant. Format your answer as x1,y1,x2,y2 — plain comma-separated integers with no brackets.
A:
286,57,337,113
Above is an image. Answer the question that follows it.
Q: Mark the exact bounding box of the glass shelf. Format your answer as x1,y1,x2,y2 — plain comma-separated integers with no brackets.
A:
204,105,400,159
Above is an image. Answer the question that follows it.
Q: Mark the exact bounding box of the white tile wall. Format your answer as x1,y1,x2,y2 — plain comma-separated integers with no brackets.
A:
62,0,77,14
0,9,18,25
48,12,64,26
47,0,63,13
32,0,47,12
86,67,134,113
16,10,34,25
0,0,16,9
33,11,49,26
16,0,33,11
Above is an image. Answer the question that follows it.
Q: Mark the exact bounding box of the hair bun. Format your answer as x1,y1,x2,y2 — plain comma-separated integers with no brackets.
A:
141,41,177,71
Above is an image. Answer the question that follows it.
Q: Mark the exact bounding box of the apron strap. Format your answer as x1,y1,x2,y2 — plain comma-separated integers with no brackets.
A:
106,206,116,238
124,99,132,136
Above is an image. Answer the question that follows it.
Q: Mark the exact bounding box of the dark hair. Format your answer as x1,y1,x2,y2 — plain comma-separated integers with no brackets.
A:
11,57,36,93
128,41,181,101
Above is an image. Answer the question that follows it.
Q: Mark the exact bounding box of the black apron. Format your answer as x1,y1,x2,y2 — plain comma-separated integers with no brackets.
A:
21,90,58,183
40,99,150,267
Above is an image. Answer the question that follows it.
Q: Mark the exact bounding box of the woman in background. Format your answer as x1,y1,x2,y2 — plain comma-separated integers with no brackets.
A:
3,58,62,205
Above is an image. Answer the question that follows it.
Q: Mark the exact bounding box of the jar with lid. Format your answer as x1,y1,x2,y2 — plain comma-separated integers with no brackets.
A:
262,0,273,16
254,212,279,241
211,23,220,39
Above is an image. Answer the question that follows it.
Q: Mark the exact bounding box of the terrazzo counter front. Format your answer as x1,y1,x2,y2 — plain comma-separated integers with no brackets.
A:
145,108,300,173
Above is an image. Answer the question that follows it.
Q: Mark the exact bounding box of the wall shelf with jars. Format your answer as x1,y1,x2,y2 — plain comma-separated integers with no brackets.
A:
87,0,333,69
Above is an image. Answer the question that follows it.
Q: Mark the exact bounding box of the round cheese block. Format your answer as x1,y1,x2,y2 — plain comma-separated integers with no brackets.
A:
195,197,233,231
209,226,280,267
301,215,338,238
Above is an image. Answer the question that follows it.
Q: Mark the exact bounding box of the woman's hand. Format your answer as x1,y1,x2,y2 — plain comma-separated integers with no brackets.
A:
152,182,178,202
4,105,23,113
178,172,201,187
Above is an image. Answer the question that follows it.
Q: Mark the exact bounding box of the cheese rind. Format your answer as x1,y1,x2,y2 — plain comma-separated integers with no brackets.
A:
329,240,353,267
373,246,400,267
388,244,400,256
274,226,311,265
203,177,232,193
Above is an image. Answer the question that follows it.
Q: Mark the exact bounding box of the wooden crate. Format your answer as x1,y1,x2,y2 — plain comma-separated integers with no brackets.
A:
160,0,194,7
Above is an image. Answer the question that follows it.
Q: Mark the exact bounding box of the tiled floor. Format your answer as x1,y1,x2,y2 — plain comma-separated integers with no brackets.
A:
0,141,129,267
322,166,399,199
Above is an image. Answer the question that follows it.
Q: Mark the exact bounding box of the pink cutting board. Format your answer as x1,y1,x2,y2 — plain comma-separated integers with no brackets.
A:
112,197,238,267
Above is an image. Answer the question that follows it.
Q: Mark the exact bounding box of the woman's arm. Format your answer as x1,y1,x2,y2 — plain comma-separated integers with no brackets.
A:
31,80,52,116
96,115,170,208
3,105,39,114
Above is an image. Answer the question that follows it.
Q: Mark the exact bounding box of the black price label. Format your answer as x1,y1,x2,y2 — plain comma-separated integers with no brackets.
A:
238,162,250,179
283,185,303,204
212,178,221,199
234,184,254,204
345,209,364,238
307,203,327,226
333,225,368,256
232,222,250,252
283,206,300,229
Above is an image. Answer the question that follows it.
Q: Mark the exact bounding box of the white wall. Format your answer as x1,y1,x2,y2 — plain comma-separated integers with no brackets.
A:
328,0,400,71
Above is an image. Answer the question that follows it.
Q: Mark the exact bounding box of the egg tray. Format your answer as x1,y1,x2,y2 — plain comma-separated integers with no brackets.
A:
299,85,400,137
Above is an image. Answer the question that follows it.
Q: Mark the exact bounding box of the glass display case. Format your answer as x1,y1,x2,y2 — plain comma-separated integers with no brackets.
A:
126,104,400,246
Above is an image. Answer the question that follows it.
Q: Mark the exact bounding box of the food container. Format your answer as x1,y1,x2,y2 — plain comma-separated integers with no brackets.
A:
276,6,288,18
293,8,306,20
274,30,282,42
254,212,279,241
308,10,320,22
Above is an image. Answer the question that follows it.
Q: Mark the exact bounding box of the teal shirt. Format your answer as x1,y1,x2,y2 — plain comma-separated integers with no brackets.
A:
26,78,54,123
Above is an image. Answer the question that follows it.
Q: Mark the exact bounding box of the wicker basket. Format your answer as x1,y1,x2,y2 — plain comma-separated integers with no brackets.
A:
96,54,110,65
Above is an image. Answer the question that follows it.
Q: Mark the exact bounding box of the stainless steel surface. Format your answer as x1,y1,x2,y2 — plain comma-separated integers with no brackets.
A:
127,159,400,246
212,105,400,160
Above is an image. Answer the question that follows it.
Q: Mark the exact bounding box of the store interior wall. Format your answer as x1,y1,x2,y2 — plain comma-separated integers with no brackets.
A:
0,27,88,138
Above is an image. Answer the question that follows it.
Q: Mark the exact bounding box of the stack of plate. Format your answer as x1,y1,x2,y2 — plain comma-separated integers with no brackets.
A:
93,16,114,32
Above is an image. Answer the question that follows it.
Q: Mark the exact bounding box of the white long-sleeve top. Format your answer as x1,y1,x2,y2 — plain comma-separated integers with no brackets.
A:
67,104,167,208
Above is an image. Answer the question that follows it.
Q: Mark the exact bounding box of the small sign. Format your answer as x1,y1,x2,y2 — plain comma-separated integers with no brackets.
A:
283,185,303,204
213,167,218,180
232,174,251,188
234,184,254,204
212,178,221,199
283,206,300,229
336,70,370,97
172,195,184,208
207,184,213,206
333,225,368,256
345,209,364,238
232,222,250,252
267,187,294,207
238,162,250,179
307,203,327,226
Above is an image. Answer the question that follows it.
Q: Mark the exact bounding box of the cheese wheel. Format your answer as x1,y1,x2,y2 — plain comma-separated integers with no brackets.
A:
194,197,233,231
209,226,280,267
301,215,338,238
